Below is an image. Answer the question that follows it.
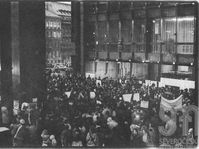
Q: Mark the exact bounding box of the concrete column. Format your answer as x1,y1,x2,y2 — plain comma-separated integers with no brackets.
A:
195,4,199,138
0,1,13,121
71,2,80,72
80,2,85,74
11,2,20,99
19,1,46,107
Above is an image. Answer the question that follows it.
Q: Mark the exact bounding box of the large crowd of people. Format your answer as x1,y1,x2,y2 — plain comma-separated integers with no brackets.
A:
1,68,197,147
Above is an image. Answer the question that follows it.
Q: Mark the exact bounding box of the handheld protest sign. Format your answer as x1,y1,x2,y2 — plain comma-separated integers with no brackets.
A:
90,92,96,99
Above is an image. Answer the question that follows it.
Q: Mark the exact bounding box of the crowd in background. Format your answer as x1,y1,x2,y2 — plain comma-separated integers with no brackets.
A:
1,68,196,147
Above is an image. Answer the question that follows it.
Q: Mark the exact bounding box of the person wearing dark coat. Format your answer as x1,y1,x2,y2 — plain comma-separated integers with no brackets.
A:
13,119,28,147
130,129,145,148
60,124,72,147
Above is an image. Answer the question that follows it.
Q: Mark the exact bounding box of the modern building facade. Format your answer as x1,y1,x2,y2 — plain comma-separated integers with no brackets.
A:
46,2,75,66
45,8,62,64
72,1,198,90
0,0,197,123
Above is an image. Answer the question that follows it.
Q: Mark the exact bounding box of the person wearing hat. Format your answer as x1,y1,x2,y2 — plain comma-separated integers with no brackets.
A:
13,119,28,147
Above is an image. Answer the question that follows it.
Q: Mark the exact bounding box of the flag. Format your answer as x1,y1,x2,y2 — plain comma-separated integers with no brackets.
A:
133,93,140,101
122,94,132,102
65,91,71,98
140,100,149,108
90,92,96,99
160,95,183,110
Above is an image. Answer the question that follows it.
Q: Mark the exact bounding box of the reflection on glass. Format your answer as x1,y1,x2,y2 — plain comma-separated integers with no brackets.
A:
150,16,194,54
177,17,194,43
121,20,132,43
97,2,107,12
109,20,119,43
177,17,194,54
150,19,161,53
120,62,131,78
161,17,176,54
98,21,106,45
133,19,146,52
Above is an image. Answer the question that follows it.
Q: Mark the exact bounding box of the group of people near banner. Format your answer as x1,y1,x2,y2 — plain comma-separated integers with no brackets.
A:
42,68,196,147
0,68,196,147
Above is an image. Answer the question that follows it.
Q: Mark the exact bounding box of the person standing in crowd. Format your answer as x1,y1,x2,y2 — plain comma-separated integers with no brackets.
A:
37,68,196,148
50,135,57,147
130,128,144,148
13,119,28,147
41,129,51,147
86,126,99,147
141,126,150,147
71,127,83,147
27,124,38,146
1,106,9,127
60,123,72,147
186,128,196,148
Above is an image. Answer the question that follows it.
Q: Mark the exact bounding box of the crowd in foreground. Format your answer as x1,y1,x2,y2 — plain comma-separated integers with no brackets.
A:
1,68,197,147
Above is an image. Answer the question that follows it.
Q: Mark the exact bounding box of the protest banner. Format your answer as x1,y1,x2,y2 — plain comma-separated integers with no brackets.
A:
133,93,140,102
65,91,71,98
96,80,102,86
160,95,183,110
122,94,132,102
140,100,149,108
90,92,96,99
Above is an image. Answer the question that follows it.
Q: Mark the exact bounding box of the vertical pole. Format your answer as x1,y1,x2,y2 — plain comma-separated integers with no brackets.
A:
19,1,46,108
195,2,198,106
11,1,20,100
80,2,84,75
0,1,13,123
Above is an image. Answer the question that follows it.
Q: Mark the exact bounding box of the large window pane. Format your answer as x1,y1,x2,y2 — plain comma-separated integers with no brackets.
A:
133,19,146,52
132,63,148,79
120,62,131,78
109,2,119,12
177,17,194,54
87,2,96,14
121,20,132,43
98,21,107,44
161,18,176,54
98,2,107,12
85,22,95,51
161,64,174,78
177,45,193,54
177,17,194,43
109,20,119,43
149,19,161,53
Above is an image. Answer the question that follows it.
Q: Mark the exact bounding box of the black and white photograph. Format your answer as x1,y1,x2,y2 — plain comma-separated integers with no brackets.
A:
0,0,198,148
